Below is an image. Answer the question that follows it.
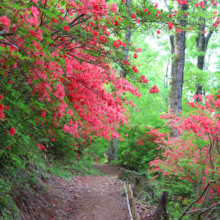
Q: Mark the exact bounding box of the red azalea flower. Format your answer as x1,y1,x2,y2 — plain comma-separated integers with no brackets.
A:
64,25,69,32
9,127,16,136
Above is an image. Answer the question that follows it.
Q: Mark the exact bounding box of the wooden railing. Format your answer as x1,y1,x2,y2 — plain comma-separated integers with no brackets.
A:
125,183,140,220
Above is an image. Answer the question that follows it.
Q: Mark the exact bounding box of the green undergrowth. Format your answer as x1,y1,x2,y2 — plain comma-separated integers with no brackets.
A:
0,149,104,219
147,173,195,220
46,159,105,178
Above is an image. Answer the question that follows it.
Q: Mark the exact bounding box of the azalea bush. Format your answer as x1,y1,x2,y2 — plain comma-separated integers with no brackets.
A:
0,0,217,164
0,0,146,218
148,94,220,219
0,0,146,165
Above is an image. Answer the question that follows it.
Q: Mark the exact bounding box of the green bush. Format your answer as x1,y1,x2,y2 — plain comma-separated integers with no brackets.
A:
117,125,163,172
85,137,110,163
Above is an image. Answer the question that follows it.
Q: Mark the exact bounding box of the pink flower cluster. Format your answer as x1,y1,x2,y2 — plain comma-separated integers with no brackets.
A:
149,85,159,94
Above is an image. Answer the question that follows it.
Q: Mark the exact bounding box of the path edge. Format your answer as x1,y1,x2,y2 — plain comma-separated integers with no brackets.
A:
124,182,133,220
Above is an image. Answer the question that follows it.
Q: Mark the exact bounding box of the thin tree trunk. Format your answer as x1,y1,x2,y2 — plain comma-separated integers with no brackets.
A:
105,0,132,162
196,1,213,71
164,63,169,89
197,17,206,70
170,35,175,55
168,35,174,109
105,138,119,162
195,1,213,98
122,27,132,78
195,29,213,100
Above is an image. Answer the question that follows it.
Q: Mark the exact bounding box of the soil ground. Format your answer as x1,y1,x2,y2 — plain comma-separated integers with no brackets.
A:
71,164,130,220
37,164,131,220
18,163,157,220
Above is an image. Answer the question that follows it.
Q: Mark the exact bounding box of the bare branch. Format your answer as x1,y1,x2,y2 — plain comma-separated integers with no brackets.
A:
0,30,14,37
178,177,220,220
131,23,143,34
205,30,213,46
0,40,18,48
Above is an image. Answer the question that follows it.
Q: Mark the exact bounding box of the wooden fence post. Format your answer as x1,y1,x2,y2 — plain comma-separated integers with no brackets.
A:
125,183,140,220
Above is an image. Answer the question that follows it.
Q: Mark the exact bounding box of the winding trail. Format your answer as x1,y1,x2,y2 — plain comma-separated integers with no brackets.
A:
52,164,130,220
74,164,130,220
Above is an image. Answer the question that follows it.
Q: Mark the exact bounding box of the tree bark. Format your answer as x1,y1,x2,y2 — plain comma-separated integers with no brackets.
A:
122,27,132,78
195,30,213,100
167,35,174,108
169,4,188,137
105,138,119,162
196,18,206,70
153,191,169,220
195,29,213,96
170,35,175,55
170,16,187,114
195,2,213,98
196,4,213,71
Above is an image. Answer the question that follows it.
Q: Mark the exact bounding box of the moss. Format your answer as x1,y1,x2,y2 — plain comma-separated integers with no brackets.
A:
119,168,154,201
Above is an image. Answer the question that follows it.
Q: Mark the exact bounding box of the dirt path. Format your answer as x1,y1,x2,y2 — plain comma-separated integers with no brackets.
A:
18,164,155,219
74,164,130,220
50,164,130,220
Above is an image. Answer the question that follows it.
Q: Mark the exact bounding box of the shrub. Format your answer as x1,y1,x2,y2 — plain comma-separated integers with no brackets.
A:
117,125,164,172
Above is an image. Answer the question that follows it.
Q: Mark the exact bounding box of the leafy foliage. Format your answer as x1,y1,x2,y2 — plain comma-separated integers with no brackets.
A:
115,126,163,171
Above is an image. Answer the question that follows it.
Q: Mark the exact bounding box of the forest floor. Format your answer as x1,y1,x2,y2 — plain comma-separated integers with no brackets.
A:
21,164,131,220
18,164,155,220
55,163,131,220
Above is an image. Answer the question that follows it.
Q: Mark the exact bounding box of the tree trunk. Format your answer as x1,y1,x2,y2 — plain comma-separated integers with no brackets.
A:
105,138,119,162
105,0,132,162
196,18,206,70
105,28,132,161
196,1,213,71
122,27,132,78
153,191,169,220
195,2,213,98
195,30,213,100
169,4,188,137
195,83,203,102
195,29,213,92
168,35,174,109
170,21,187,114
